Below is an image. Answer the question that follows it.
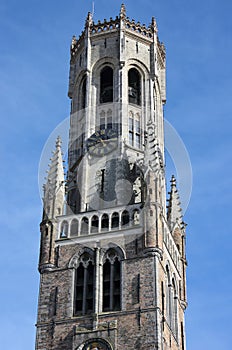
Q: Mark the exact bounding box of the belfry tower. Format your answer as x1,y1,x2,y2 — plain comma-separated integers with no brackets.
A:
36,5,187,350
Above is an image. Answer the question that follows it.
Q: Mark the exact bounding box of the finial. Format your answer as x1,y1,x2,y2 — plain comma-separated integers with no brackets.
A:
56,135,62,148
85,11,93,27
120,3,126,19
71,35,77,50
170,175,176,187
151,16,158,33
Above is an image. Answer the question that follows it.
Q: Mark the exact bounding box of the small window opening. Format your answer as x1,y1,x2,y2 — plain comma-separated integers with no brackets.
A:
81,76,87,109
100,66,113,103
111,212,119,229
70,219,79,237
101,214,109,230
128,68,141,105
81,217,89,235
122,210,130,226
91,215,99,233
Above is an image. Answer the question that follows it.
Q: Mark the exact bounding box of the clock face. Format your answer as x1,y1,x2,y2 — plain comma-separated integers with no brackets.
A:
86,128,118,157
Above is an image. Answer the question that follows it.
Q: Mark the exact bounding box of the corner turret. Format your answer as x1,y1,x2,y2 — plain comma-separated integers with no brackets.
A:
39,137,65,272
42,136,65,220
167,175,183,230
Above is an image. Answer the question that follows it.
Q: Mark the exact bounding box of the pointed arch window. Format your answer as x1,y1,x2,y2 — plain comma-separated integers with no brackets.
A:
74,252,94,315
172,278,178,338
91,215,99,233
128,68,141,105
103,249,121,311
111,212,119,229
121,210,130,226
100,66,113,103
70,219,79,237
101,214,109,231
81,217,89,235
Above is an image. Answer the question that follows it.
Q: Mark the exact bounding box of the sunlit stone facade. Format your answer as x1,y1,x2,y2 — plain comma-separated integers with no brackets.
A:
36,5,187,350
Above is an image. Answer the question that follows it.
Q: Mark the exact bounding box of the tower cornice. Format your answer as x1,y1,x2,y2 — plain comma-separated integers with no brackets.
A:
70,4,160,63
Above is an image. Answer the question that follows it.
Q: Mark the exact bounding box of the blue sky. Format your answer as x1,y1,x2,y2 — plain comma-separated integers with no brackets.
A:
1,0,232,349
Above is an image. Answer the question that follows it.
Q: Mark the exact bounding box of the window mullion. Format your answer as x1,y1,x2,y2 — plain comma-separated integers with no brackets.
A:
110,262,114,310
82,266,88,314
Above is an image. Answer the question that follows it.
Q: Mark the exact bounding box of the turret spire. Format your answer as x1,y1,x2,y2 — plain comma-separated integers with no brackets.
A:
167,175,183,230
85,11,93,28
43,136,65,219
120,3,126,19
151,16,158,33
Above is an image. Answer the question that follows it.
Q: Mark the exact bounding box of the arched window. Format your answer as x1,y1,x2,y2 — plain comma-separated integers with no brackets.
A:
128,68,141,105
70,219,79,237
81,217,89,235
111,212,119,229
103,249,121,311
80,75,87,109
100,66,113,103
101,214,109,231
91,215,99,233
74,252,94,315
60,221,68,238
121,210,130,226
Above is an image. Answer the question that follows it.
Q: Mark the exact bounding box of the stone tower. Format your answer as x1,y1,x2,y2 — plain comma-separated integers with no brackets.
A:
36,5,187,350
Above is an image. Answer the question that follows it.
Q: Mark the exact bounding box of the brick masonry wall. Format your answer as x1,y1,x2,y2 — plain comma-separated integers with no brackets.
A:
36,238,184,349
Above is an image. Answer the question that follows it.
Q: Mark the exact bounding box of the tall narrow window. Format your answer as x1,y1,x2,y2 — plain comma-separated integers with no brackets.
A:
128,112,141,148
81,217,89,235
100,66,113,103
122,210,130,226
161,281,165,316
100,169,105,194
74,253,94,315
128,68,141,105
91,215,99,233
101,214,109,231
103,249,121,311
80,76,87,109
70,219,79,237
